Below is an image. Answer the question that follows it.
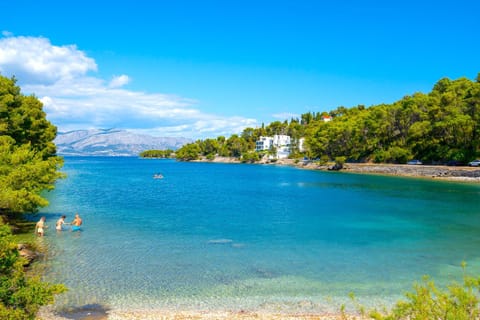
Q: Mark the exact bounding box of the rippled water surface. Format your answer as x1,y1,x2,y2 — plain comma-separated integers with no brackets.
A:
39,157,480,312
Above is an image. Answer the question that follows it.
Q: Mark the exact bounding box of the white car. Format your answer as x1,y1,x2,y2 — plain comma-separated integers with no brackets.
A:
407,160,422,165
468,159,480,167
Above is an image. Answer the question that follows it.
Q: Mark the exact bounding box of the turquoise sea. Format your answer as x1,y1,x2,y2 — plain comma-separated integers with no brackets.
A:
38,157,480,313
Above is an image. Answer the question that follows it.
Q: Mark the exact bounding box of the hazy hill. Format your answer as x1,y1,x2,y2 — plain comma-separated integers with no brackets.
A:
55,129,191,156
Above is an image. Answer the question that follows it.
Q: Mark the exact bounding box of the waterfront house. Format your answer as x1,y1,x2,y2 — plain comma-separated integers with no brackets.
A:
255,136,274,151
255,134,291,159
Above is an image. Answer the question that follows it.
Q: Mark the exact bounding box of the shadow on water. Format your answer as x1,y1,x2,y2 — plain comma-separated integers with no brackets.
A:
57,304,109,320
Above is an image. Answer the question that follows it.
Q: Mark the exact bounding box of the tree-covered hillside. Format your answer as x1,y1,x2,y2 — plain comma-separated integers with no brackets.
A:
307,74,480,164
172,74,480,164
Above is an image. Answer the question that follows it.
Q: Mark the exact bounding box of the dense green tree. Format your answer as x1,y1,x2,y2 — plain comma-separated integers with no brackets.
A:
0,76,64,214
301,112,313,125
200,138,220,157
265,121,288,136
241,127,259,150
241,151,260,163
175,143,201,161
214,136,229,157
0,75,66,319
0,77,57,159
139,149,174,158
225,134,248,158
0,137,62,213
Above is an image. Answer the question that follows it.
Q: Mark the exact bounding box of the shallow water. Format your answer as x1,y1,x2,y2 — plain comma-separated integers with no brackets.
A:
39,157,480,313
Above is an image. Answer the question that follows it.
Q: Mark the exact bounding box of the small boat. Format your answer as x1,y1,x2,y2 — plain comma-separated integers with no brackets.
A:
153,173,164,179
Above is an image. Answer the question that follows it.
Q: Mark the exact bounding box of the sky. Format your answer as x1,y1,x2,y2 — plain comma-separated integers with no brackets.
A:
1,0,479,139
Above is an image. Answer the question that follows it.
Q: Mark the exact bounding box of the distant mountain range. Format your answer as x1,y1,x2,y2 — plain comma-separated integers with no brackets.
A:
55,129,191,156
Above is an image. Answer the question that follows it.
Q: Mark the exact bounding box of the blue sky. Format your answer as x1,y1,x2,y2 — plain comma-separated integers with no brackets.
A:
1,0,479,138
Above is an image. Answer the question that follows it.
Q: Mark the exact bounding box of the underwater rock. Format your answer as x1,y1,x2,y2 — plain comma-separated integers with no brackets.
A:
207,239,233,244
57,304,109,320
17,243,39,266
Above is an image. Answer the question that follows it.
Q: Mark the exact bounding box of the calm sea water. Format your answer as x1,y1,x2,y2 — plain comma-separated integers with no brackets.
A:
38,157,480,313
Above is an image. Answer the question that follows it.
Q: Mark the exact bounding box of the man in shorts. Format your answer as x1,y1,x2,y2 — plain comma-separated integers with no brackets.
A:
71,213,83,231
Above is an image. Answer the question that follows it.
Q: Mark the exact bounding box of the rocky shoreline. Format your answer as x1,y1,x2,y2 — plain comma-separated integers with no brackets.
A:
305,162,480,182
193,157,480,182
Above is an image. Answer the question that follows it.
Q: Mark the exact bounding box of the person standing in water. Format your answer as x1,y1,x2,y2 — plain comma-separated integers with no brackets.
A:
56,215,67,231
71,213,83,231
35,217,47,237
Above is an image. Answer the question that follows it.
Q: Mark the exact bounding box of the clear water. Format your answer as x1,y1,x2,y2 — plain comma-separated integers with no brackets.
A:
38,157,480,313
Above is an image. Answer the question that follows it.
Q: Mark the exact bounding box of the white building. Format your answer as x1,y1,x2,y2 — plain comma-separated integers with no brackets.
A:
298,137,306,152
322,115,332,122
273,134,291,147
255,136,274,151
255,135,291,159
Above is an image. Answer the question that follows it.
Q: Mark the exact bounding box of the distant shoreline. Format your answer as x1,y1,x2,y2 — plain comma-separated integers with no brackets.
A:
190,157,480,182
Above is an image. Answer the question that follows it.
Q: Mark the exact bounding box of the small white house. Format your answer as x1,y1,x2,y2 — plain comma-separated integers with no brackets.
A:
322,115,332,122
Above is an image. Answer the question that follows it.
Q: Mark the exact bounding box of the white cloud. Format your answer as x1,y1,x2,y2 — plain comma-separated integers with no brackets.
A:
131,116,257,138
0,35,97,84
0,35,257,138
109,74,130,88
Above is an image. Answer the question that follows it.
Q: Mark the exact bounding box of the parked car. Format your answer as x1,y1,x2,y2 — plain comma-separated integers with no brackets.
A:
446,160,464,166
407,159,422,165
468,159,480,167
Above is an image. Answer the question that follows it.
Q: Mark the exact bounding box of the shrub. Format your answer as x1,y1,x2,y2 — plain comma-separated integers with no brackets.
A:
334,156,346,167
241,151,260,163
349,262,480,320
0,222,66,319
319,155,330,165
387,147,412,164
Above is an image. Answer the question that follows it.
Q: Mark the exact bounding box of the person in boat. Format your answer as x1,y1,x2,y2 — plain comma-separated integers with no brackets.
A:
56,215,68,231
71,213,83,231
35,217,47,237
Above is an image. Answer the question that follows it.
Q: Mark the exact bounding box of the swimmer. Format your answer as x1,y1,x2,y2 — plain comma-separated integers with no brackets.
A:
56,215,67,231
35,217,47,237
71,213,83,231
